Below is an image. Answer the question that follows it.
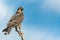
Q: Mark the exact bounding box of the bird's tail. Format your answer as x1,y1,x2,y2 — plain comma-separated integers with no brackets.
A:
2,27,12,35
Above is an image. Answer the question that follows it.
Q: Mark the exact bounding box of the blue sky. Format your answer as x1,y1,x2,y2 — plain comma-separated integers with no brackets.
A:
0,0,60,40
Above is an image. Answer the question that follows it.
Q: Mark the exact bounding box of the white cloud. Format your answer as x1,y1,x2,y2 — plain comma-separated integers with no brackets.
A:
22,27,57,40
0,25,60,40
0,0,9,20
24,30,56,40
41,0,60,12
46,34,54,40
56,37,60,40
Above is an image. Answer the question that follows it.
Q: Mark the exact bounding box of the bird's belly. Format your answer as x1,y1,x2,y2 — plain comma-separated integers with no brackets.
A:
15,17,23,23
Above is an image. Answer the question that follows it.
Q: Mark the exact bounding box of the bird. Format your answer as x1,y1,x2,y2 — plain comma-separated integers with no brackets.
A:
2,6,24,40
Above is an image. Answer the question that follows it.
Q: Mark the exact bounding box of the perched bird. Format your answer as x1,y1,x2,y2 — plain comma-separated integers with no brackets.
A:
2,7,24,40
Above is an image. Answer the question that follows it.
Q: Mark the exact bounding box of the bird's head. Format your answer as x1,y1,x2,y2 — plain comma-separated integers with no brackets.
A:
18,6,24,11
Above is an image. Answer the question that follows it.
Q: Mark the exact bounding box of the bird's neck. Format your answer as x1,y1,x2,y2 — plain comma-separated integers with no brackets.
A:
16,11,23,14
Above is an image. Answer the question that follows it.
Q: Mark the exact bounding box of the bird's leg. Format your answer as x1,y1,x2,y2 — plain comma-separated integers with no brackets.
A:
18,24,22,29
15,24,24,40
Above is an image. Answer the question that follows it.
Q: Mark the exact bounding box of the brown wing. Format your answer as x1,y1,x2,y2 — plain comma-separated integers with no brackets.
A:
9,14,19,22
9,12,24,24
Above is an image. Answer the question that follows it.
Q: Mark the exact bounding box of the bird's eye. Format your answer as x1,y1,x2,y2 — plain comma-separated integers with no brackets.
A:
18,8,19,10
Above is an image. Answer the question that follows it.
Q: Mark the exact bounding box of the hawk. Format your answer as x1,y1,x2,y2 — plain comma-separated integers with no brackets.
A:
2,7,24,40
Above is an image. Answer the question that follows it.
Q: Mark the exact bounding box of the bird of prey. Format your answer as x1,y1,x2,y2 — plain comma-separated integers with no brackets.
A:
2,7,24,40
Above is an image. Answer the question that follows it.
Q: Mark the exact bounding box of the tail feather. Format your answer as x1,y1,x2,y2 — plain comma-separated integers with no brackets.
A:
2,28,8,32
2,27,12,35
